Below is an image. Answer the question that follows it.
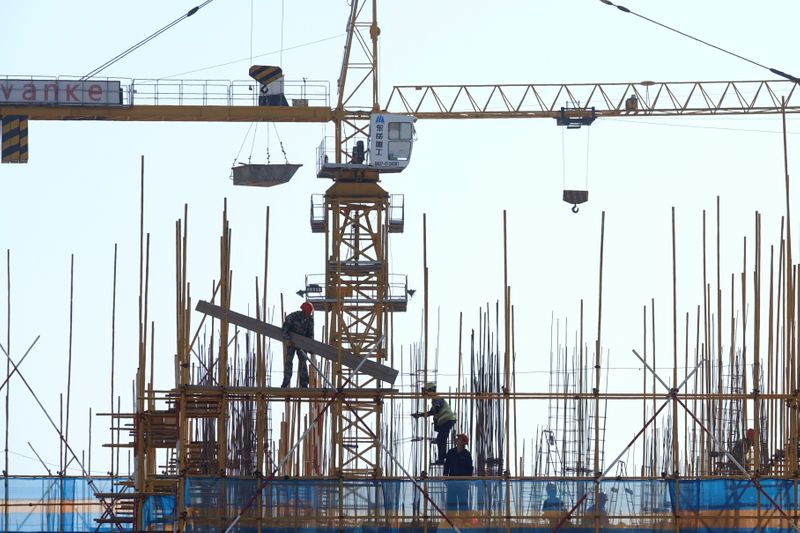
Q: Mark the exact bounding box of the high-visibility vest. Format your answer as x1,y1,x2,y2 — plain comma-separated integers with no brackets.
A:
433,398,456,426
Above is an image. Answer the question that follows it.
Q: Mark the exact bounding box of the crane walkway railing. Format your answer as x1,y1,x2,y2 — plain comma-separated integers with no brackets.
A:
0,75,330,108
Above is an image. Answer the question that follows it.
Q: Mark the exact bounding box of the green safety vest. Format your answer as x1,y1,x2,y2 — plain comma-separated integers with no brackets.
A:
433,398,456,426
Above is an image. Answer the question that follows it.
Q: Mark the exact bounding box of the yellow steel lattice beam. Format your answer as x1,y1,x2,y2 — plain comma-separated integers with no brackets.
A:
385,79,800,118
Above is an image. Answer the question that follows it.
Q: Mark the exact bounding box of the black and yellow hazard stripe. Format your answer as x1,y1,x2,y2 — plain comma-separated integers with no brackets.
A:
2,115,29,164
248,65,284,85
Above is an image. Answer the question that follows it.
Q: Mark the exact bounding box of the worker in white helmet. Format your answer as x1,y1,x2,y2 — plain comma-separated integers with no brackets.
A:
412,382,456,465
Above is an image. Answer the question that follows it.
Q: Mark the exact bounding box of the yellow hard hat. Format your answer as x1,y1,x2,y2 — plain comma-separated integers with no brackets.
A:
423,381,437,391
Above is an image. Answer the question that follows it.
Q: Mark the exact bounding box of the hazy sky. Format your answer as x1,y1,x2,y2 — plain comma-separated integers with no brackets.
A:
2,0,799,476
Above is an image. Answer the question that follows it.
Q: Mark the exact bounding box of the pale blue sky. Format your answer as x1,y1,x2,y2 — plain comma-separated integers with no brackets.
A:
1,0,799,475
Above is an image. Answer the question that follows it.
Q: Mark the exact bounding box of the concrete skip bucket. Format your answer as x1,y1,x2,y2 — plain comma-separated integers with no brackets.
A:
232,163,302,187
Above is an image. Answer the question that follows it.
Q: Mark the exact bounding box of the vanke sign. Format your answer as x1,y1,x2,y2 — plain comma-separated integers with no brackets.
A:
0,79,121,105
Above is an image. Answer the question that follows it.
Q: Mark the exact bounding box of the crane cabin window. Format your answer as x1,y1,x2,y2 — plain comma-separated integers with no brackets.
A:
388,121,413,161
388,122,413,140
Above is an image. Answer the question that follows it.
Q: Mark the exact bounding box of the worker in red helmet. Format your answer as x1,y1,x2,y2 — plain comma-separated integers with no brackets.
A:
443,432,473,510
730,428,756,471
280,301,315,388
444,433,473,476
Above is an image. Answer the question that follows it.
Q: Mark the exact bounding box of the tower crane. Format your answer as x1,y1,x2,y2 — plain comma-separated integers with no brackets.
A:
2,1,800,531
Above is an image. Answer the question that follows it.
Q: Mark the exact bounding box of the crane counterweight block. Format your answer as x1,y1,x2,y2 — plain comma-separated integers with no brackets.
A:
195,300,399,385
1,115,28,163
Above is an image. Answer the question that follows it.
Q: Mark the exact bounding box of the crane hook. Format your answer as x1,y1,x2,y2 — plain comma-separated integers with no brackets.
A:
563,190,588,214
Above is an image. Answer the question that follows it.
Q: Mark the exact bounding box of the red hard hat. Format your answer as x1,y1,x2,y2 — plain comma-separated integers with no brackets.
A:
456,433,469,445
300,301,314,314
747,428,755,439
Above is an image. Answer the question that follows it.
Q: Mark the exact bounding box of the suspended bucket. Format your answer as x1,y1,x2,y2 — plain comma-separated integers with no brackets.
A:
232,163,302,187
563,189,589,213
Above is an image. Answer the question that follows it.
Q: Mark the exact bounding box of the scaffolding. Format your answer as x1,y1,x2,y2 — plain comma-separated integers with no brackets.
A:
7,193,800,532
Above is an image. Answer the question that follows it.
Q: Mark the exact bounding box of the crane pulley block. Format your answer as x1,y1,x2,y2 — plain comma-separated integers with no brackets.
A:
563,189,589,213
556,106,596,129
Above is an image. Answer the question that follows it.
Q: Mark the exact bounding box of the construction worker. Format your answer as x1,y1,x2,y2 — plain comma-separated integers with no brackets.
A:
541,482,565,512
730,428,755,470
444,433,473,475
584,491,608,527
443,433,473,510
541,482,566,527
280,301,314,388
411,382,456,465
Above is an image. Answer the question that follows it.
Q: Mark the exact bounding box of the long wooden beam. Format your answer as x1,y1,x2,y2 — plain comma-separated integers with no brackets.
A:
195,300,398,385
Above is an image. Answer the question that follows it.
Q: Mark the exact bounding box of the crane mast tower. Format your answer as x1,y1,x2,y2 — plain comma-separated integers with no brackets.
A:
308,0,412,477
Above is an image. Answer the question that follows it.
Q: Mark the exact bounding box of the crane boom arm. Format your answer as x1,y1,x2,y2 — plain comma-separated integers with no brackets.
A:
385,79,800,119
2,79,797,123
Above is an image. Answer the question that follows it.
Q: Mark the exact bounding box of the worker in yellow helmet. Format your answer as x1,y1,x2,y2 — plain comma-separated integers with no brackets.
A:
412,382,456,465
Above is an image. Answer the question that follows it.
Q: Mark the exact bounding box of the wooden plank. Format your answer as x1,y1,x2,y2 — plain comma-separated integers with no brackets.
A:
195,300,398,385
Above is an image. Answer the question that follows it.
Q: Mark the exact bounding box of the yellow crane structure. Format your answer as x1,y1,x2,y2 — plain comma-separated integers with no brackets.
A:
3,1,800,532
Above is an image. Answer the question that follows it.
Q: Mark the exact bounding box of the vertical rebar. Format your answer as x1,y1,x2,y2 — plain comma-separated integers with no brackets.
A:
110,244,117,476
4,250,9,529
64,254,75,471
